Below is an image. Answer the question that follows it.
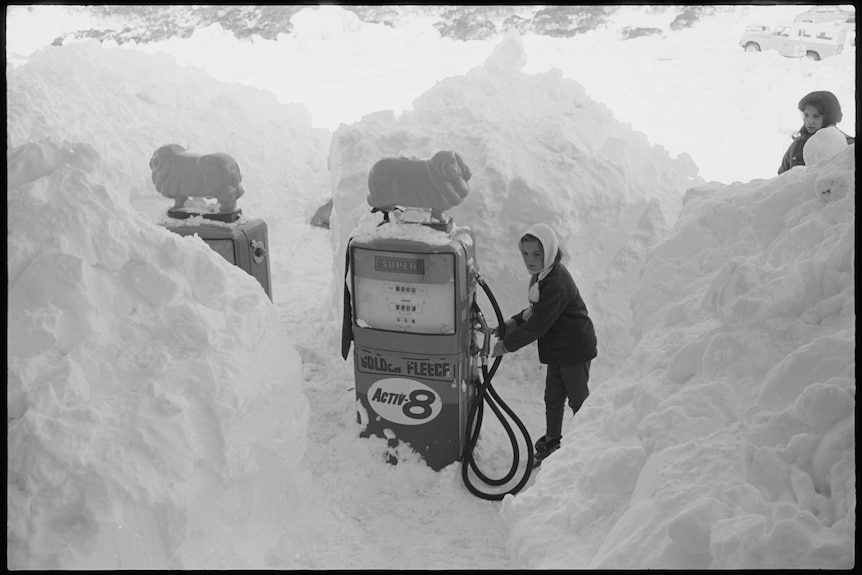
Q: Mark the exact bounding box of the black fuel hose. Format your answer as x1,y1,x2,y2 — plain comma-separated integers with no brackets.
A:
461,276,534,500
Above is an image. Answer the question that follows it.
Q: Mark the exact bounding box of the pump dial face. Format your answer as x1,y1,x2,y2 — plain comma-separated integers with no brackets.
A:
352,247,455,334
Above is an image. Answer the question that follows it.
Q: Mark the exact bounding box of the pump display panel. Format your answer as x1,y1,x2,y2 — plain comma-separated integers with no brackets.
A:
204,238,237,265
352,247,456,334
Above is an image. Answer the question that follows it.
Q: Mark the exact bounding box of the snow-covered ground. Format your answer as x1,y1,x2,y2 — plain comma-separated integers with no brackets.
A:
6,4,855,569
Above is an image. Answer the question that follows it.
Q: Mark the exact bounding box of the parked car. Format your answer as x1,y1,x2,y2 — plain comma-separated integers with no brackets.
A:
739,22,849,61
794,6,854,24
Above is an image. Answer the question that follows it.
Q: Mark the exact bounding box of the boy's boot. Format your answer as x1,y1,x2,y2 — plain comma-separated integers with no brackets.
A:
533,435,561,467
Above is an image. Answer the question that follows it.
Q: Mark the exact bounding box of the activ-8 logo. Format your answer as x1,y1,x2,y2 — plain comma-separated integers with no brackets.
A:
367,378,442,425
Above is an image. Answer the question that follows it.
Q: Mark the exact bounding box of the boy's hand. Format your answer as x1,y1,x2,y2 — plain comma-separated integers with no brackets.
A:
493,318,516,338
491,340,508,357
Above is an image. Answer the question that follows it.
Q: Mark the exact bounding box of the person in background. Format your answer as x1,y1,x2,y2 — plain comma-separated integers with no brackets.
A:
491,223,597,467
778,90,851,174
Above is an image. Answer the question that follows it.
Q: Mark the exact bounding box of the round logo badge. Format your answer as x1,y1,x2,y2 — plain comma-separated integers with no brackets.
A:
367,378,442,425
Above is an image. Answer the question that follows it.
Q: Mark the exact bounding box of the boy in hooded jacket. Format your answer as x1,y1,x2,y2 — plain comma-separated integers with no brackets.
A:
491,223,597,466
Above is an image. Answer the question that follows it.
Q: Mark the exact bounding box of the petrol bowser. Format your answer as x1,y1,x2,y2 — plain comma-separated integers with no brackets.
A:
345,221,478,471
162,216,272,300
341,152,534,497
149,143,272,300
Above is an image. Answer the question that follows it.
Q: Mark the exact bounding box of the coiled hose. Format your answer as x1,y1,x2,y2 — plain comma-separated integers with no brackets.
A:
461,275,534,500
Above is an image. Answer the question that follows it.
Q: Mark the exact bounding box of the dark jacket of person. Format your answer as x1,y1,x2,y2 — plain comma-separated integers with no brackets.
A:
778,130,812,174
503,263,597,365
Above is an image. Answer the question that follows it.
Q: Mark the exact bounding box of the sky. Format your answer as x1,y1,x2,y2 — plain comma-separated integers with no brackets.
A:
5,4,856,570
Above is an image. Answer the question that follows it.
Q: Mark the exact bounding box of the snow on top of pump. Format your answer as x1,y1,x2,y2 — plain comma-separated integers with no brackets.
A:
351,217,472,247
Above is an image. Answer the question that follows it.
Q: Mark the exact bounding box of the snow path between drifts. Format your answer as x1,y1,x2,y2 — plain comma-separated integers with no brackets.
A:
270,220,510,569
269,210,592,569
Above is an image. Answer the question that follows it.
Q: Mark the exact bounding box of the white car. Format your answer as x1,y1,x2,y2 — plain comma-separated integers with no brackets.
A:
740,22,849,61
794,6,854,24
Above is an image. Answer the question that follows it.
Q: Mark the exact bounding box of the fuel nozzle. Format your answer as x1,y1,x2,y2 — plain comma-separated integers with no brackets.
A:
471,309,495,362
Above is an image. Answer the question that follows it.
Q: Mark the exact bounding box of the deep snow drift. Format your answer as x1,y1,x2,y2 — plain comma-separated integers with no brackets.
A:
6,4,856,570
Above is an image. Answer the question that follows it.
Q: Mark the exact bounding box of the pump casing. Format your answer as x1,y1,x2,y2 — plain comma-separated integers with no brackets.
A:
345,224,478,470
163,216,272,300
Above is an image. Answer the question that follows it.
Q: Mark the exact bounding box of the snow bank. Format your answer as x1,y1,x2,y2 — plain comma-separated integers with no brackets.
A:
500,147,856,569
329,31,702,366
6,43,317,569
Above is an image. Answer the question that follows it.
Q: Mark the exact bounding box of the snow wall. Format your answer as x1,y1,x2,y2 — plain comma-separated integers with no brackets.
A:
6,41,327,568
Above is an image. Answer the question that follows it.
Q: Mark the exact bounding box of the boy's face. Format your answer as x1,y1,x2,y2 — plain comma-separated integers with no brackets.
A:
520,239,544,274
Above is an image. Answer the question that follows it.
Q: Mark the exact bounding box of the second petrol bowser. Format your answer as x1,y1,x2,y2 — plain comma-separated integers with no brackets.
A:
341,151,534,499
150,144,272,300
